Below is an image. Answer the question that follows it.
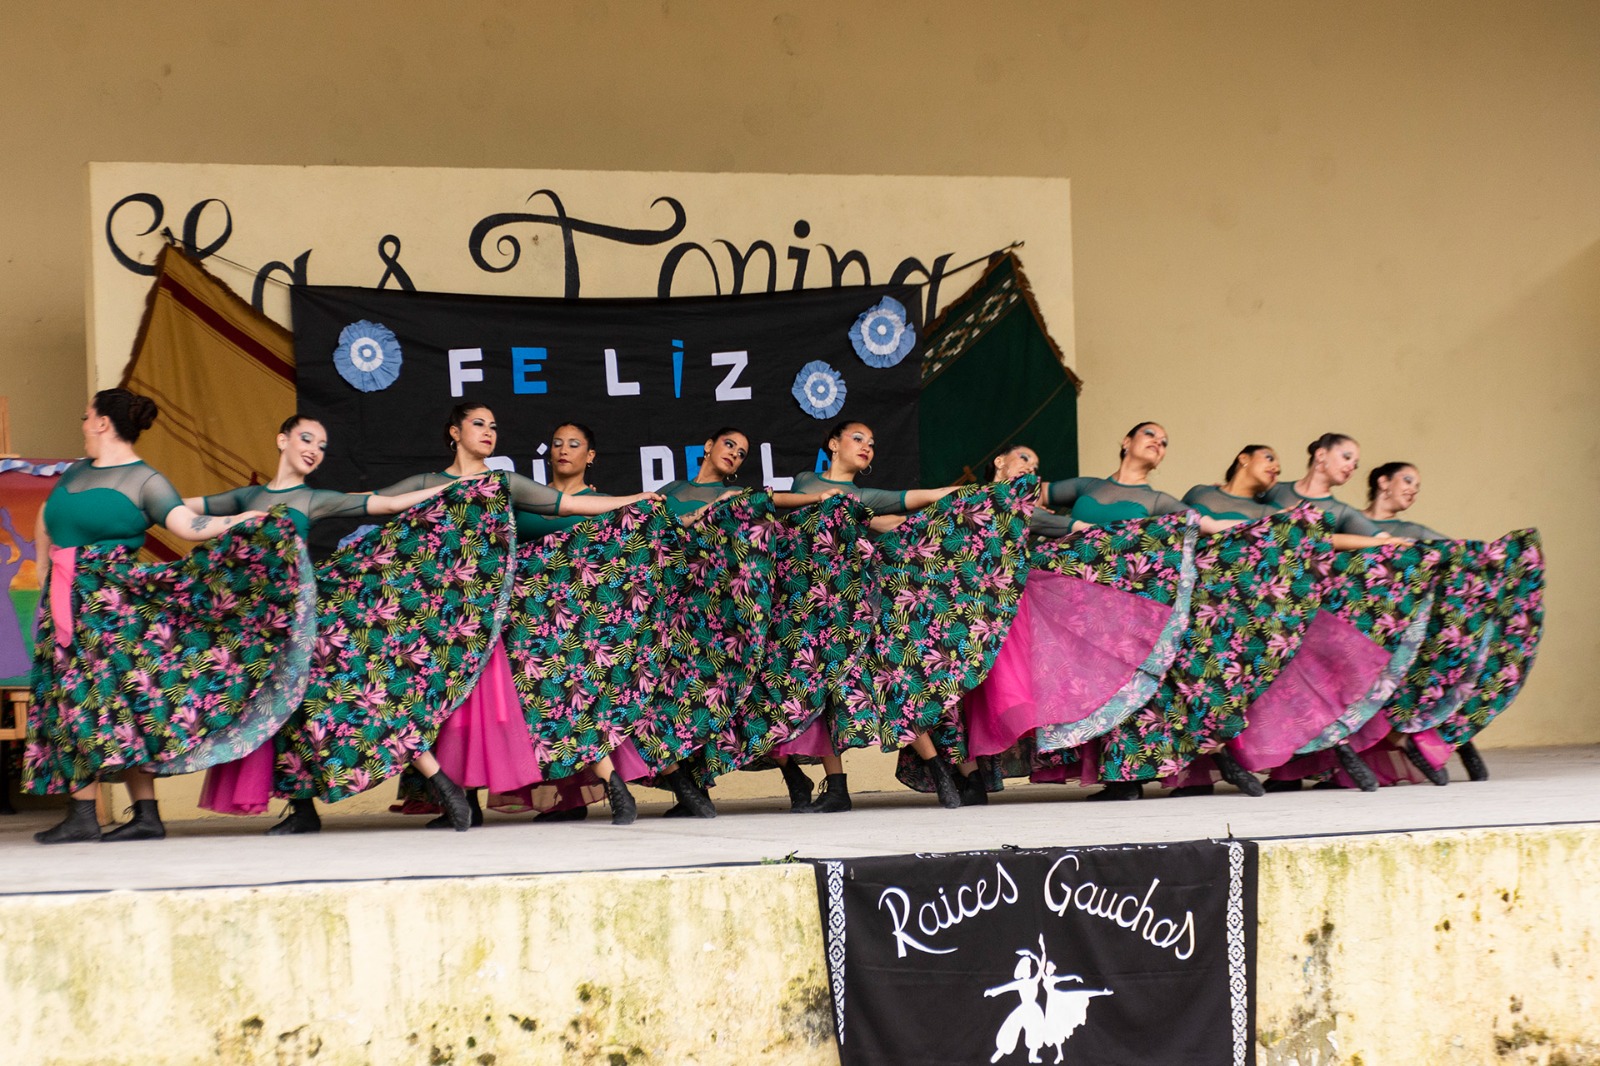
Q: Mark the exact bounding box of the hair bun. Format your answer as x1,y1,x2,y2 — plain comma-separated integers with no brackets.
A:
129,394,159,431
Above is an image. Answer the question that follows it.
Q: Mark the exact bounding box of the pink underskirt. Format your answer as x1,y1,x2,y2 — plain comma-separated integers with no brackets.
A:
488,738,650,814
1229,612,1390,772
771,718,837,759
964,572,1170,757
432,640,542,792
199,742,274,815
49,546,77,647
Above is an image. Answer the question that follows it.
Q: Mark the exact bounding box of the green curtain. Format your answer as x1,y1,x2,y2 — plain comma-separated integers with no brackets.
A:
919,253,1081,485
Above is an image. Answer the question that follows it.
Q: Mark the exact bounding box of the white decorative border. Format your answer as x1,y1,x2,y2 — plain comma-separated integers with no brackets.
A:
1225,841,1249,1065
823,860,848,1046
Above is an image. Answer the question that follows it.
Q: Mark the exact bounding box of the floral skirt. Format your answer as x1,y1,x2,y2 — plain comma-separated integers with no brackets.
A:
24,509,314,795
1098,507,1325,783
637,491,778,782
1436,529,1544,748
749,496,880,764
1264,540,1443,780
270,477,516,802
902,512,1198,793
501,500,680,783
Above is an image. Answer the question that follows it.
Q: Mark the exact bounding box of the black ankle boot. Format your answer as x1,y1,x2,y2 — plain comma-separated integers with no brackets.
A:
426,770,474,831
778,759,814,812
34,798,102,845
953,767,988,807
1212,750,1266,797
427,788,484,828
102,799,166,842
1458,741,1489,782
1402,736,1449,786
803,773,852,814
1333,744,1380,792
534,804,588,823
663,770,717,818
921,755,962,809
265,798,322,836
605,772,637,826
1263,777,1303,793
1087,781,1143,802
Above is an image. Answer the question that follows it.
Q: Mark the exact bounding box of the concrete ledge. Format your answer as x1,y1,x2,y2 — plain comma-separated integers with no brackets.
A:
4,826,1598,1064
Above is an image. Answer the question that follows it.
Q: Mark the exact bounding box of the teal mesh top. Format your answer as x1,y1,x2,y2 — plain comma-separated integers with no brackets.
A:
1043,476,1190,528
201,484,372,539
517,486,601,538
788,471,909,514
44,460,184,549
1371,517,1445,541
1265,483,1381,536
379,471,562,541
658,479,736,518
1182,485,1281,522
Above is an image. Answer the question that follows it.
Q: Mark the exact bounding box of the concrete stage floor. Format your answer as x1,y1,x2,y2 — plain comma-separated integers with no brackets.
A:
4,744,1596,896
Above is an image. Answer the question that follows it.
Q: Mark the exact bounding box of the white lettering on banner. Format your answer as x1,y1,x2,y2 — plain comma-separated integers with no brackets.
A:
878,862,1020,958
605,348,641,396
448,347,485,397
1043,854,1197,960
640,445,675,491
711,350,752,401
760,443,793,491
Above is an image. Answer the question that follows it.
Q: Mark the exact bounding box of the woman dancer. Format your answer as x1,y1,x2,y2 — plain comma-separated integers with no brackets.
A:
765,419,966,813
27,388,303,844
192,414,490,830
1042,422,1238,536
1246,434,1444,791
268,403,661,833
639,427,779,816
1359,462,1541,785
1362,462,1443,541
468,420,607,824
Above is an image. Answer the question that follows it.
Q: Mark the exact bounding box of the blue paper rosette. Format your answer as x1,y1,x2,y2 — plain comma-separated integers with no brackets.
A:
792,360,848,420
333,320,403,392
849,296,916,368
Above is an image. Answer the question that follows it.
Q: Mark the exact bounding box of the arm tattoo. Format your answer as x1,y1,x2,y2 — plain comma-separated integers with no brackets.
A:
190,514,211,533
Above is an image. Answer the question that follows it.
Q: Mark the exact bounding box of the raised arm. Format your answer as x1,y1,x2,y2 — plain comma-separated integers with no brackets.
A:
363,482,452,516
903,486,959,511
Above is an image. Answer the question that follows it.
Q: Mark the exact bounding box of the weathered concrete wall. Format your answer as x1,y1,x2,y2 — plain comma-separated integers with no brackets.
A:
4,826,1598,1064
1256,827,1600,1066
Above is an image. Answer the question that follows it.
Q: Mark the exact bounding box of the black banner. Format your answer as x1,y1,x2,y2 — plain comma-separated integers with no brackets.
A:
813,840,1256,1066
291,284,923,494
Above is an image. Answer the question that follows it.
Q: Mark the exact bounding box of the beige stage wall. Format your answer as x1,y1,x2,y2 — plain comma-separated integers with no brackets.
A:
83,163,1075,385
1,2,1595,752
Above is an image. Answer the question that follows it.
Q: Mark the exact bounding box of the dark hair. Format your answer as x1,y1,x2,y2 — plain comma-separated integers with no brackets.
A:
1366,461,1415,505
990,443,1038,479
705,426,748,447
824,419,872,450
1119,421,1160,460
1306,432,1356,467
443,402,493,451
551,421,597,452
1224,444,1273,482
277,413,321,436
92,388,159,443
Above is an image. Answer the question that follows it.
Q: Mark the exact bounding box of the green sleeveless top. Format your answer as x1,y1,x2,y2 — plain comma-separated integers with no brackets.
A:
380,470,563,541
1043,476,1190,528
788,471,908,514
45,460,183,549
1370,517,1445,541
516,486,602,538
1264,483,1381,536
201,484,372,539
1182,484,1281,522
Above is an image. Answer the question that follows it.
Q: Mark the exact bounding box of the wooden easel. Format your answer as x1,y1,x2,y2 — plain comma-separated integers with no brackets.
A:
0,399,112,821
